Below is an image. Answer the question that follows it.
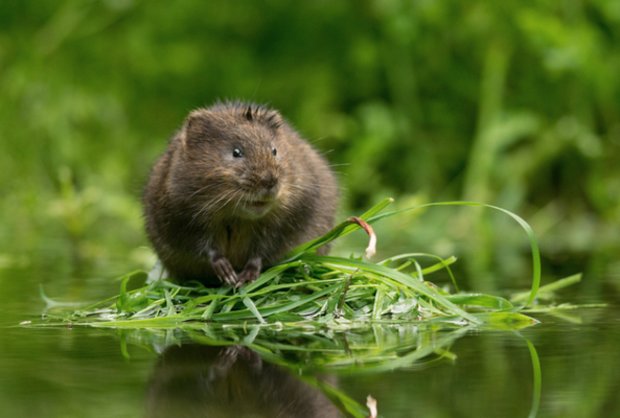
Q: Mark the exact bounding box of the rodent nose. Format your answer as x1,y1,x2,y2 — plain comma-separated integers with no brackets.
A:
260,173,279,193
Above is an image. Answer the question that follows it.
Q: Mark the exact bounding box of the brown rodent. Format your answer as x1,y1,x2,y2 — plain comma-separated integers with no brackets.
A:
143,101,339,287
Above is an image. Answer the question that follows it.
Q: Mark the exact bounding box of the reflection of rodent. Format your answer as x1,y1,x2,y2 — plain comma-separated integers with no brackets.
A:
145,345,341,418
143,101,339,286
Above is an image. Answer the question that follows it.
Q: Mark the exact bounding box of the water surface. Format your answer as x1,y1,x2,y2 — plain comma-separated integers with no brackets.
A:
1,265,618,417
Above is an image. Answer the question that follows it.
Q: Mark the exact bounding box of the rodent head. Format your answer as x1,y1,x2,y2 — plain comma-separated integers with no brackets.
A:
174,102,291,220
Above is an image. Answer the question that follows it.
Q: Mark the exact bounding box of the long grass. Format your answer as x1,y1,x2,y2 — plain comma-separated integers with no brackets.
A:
39,198,580,331
33,198,575,418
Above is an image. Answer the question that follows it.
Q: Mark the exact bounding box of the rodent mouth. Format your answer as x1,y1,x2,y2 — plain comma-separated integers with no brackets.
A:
248,200,271,209
239,197,277,219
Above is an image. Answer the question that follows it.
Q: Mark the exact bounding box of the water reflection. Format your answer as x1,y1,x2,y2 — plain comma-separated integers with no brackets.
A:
146,344,341,418
6,267,618,418
4,308,619,418
133,322,537,417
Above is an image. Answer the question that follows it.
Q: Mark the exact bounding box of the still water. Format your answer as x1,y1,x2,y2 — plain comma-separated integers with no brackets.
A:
1,266,619,418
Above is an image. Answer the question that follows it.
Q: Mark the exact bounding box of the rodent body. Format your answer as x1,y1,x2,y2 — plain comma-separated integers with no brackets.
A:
143,101,338,286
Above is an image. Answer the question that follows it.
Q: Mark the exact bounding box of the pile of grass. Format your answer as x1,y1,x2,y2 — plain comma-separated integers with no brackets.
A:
42,198,580,330
34,198,591,418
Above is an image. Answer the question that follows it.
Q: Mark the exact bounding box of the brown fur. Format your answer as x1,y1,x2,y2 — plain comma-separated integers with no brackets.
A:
143,101,339,286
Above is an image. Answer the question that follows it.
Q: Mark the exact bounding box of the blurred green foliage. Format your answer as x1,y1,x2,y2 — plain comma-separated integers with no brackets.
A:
0,0,619,296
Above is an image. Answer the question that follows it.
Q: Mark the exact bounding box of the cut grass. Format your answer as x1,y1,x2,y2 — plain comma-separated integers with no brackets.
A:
31,198,584,418
39,198,580,331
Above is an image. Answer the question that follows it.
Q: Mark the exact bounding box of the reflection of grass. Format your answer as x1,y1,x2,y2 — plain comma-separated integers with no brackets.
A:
110,320,542,418
39,198,581,330
35,198,578,418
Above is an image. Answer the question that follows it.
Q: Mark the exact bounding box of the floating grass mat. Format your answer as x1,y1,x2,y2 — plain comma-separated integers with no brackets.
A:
42,198,575,331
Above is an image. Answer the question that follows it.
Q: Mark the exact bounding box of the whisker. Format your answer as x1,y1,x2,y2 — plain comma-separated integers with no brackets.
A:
189,188,238,226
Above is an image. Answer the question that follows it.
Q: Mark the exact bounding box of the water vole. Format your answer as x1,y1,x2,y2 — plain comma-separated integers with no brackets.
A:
143,101,339,287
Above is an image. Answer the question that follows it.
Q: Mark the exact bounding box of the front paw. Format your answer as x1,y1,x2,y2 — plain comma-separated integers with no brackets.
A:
237,268,260,286
211,256,238,286
236,257,262,287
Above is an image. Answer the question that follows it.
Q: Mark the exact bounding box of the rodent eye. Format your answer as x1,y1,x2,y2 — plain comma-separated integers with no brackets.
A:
232,148,243,158
272,147,277,156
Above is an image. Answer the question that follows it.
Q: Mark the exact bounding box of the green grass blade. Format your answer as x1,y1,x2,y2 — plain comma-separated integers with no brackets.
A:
475,312,539,330
301,254,481,324
511,273,582,303
447,293,513,310
369,201,541,307
284,197,394,260
241,296,266,324
311,378,369,418
526,338,542,418
211,284,342,321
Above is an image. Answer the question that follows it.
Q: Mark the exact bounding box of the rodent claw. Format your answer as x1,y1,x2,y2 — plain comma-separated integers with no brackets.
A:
237,268,260,286
224,274,238,287
212,257,238,286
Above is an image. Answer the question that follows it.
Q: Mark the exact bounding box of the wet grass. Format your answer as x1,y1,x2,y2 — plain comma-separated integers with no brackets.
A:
29,198,588,418
39,198,580,331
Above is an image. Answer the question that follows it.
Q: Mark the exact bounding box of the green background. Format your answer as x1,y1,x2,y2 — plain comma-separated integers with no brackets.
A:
1,3,620,417
1,0,619,300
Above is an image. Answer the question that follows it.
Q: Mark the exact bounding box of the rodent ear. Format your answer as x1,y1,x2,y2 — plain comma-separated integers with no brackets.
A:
244,103,284,131
263,109,284,131
182,110,212,146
